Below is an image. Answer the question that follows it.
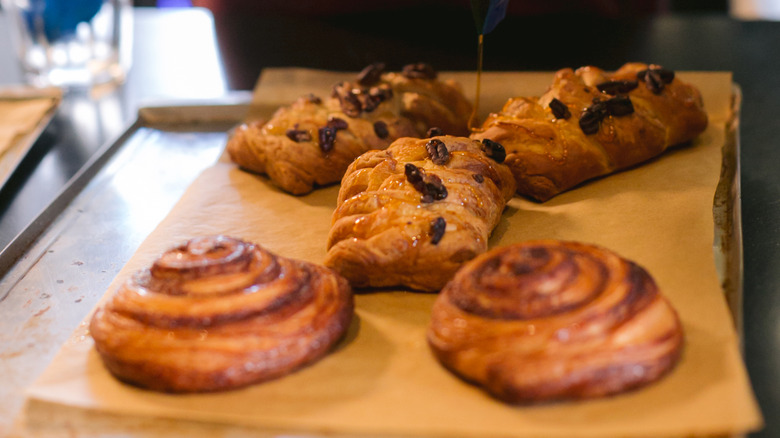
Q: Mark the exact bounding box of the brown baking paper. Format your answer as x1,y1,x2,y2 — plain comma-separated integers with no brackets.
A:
0,86,61,186
25,69,762,437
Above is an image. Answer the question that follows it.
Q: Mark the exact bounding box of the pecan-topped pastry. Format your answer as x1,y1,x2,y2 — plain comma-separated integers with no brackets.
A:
325,135,515,291
90,236,353,393
227,62,473,195
428,240,684,403
471,62,708,201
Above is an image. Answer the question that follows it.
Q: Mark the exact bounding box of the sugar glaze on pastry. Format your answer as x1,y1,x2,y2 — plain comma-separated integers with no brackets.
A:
90,235,353,393
471,63,708,201
325,135,516,292
427,240,684,403
227,62,473,195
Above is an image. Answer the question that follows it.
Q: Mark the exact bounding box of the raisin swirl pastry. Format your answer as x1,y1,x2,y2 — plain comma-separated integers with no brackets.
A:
227,62,473,195
325,135,516,291
471,62,708,201
428,240,684,403
89,236,353,393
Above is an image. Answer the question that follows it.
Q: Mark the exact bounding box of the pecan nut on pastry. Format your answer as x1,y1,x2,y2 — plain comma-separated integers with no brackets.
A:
471,62,708,201
325,135,516,292
226,62,473,195
89,236,353,393
427,240,684,403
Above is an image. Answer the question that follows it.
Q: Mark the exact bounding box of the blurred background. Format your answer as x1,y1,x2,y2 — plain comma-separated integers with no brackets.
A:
135,0,780,20
124,0,778,91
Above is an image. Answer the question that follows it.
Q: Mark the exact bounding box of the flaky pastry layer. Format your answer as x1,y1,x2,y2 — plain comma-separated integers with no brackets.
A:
325,135,515,291
227,63,473,195
428,240,684,403
90,235,353,393
471,63,708,201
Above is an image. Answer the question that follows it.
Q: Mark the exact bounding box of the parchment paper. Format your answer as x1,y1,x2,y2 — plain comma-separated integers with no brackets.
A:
25,70,762,437
0,86,61,187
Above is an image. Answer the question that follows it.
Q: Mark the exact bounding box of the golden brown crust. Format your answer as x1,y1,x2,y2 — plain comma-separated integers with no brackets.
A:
471,63,708,201
89,236,353,393
226,63,473,195
324,135,516,291
428,240,684,403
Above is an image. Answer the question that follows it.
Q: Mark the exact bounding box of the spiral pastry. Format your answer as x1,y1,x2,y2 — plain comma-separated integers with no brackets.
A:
90,236,353,393
427,240,684,403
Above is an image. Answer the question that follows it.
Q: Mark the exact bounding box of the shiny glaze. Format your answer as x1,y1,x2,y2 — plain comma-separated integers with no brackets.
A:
90,235,354,393
428,240,684,403
325,136,515,291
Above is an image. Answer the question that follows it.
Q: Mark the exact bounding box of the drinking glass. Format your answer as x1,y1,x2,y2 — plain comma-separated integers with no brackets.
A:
2,0,132,89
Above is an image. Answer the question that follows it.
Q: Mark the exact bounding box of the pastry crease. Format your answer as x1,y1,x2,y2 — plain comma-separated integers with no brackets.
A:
471,63,708,201
325,136,515,291
227,63,472,195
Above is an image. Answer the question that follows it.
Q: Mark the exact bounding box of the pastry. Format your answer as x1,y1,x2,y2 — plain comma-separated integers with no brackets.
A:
325,135,516,291
90,235,353,393
427,240,684,403
227,62,473,195
471,63,708,201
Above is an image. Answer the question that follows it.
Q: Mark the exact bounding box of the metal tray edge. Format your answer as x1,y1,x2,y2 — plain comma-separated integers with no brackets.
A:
0,97,252,295
713,83,744,344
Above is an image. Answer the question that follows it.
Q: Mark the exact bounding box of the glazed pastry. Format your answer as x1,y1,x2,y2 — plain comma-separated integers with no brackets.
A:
227,62,473,195
471,63,708,201
428,240,684,403
325,135,516,291
90,235,353,393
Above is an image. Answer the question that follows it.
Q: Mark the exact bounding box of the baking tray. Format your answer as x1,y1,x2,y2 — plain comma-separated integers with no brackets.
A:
0,97,251,290
713,84,744,341
2,85,746,437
